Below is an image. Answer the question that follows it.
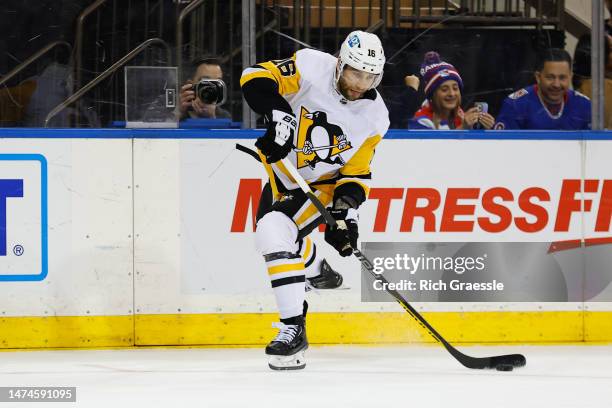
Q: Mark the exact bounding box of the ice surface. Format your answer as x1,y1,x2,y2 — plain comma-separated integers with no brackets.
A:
1,345,611,408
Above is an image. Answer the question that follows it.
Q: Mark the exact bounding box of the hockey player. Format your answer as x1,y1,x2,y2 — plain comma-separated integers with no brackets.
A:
240,31,389,370
495,48,591,130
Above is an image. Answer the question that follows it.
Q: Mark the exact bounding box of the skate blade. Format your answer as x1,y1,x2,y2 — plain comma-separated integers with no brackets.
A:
305,284,351,292
305,281,351,292
268,350,306,371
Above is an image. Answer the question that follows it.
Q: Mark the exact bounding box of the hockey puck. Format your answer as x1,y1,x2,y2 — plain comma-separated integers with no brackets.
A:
495,364,514,372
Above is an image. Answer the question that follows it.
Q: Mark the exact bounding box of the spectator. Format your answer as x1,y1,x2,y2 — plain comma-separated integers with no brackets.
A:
387,74,421,128
495,48,591,130
178,57,231,120
574,34,612,129
408,52,495,130
23,62,99,127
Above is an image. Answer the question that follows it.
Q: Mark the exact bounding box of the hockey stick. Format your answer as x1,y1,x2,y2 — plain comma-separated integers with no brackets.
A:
280,157,526,370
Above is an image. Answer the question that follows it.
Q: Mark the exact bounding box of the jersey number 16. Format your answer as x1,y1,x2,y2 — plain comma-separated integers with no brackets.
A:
272,59,297,77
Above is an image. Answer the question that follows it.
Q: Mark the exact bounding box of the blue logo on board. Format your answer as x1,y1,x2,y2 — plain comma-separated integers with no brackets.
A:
0,154,48,281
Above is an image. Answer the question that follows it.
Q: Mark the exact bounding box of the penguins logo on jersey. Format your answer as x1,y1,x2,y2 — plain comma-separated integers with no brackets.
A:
278,193,294,202
294,107,352,170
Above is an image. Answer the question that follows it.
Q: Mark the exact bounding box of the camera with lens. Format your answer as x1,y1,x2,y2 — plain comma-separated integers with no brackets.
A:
193,78,227,105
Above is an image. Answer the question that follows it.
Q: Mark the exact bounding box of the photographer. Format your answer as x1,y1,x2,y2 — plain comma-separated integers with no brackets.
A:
178,57,231,120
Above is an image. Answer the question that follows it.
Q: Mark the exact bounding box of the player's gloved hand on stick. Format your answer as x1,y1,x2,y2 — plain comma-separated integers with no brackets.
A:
255,109,297,163
324,206,358,257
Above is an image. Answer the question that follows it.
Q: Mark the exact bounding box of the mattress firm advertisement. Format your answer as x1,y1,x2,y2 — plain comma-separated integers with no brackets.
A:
133,138,612,315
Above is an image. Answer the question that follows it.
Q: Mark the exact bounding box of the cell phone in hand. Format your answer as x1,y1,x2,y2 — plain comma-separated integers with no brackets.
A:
473,102,488,129
474,102,488,114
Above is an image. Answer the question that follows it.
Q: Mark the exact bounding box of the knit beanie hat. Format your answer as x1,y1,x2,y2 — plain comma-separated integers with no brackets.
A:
419,51,463,99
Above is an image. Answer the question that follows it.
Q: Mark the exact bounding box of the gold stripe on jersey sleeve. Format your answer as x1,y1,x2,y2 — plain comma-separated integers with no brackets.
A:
240,55,301,96
239,69,277,86
337,134,383,196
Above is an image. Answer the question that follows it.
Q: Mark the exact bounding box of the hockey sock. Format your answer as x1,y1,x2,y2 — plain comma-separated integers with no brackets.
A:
265,254,306,319
299,237,322,279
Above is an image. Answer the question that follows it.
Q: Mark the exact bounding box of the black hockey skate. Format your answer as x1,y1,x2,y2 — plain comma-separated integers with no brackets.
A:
266,316,308,370
307,258,344,289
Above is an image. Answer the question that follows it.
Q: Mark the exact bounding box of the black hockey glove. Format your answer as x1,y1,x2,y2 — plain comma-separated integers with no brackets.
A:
255,109,297,164
324,207,359,257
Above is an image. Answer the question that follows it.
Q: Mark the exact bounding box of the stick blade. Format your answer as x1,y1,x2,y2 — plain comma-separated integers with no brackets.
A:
455,352,527,369
491,353,527,368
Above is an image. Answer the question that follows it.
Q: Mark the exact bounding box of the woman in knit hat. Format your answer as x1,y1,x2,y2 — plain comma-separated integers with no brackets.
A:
409,51,496,130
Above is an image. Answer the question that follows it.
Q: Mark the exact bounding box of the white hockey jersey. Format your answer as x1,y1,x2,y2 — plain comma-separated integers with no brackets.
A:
240,48,390,198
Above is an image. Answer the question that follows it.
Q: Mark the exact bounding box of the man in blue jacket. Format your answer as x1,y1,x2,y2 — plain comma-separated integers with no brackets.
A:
495,48,591,130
